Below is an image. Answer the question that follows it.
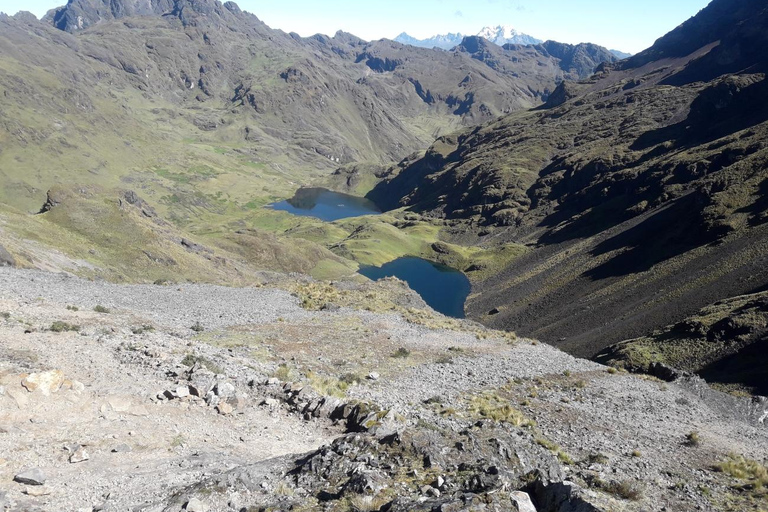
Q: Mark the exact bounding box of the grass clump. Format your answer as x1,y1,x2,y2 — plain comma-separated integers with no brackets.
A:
391,347,411,359
469,392,535,427
715,454,768,491
685,431,701,447
601,479,644,501
272,364,298,382
631,450,642,458
535,437,574,464
93,305,111,314
131,325,155,335
181,354,224,375
65,305,78,312
191,321,205,333
307,372,349,398
49,321,80,332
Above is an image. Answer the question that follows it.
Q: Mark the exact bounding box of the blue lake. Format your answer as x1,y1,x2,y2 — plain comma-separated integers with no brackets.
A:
359,257,471,318
269,188,381,221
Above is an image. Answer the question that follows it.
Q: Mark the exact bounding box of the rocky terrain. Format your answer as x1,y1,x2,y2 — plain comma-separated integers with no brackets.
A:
364,0,768,389
0,267,766,512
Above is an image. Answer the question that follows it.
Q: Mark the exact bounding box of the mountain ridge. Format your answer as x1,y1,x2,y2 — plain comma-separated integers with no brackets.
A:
364,0,768,392
395,25,542,50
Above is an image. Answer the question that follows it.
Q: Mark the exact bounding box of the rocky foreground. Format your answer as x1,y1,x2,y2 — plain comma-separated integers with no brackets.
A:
0,267,766,512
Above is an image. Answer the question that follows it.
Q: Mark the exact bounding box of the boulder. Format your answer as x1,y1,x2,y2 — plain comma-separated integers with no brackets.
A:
0,245,15,267
14,468,46,486
185,498,209,512
510,491,538,512
21,370,65,395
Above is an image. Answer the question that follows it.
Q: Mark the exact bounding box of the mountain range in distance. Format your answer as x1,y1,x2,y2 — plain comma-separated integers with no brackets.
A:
395,25,632,58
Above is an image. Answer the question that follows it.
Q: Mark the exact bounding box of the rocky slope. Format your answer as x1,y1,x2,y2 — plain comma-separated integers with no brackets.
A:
0,267,766,512
366,0,768,386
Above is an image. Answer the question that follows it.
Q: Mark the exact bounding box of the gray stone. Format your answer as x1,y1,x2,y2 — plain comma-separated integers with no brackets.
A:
69,446,90,463
367,372,380,381
14,468,46,485
510,491,537,512
214,381,235,399
185,497,209,512
112,444,132,453
0,245,15,267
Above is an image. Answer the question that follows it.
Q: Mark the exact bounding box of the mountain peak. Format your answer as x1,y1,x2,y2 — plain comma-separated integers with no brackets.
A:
395,25,541,50
42,0,245,32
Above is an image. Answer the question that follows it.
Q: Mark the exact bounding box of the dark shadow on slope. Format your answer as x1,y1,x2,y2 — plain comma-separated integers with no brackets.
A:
583,194,716,280
632,75,768,152
699,335,768,395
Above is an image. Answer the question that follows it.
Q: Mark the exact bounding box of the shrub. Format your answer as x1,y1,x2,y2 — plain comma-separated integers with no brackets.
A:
131,325,155,335
65,305,78,312
49,321,80,332
470,392,535,427
391,347,411,358
685,431,701,447
602,479,643,500
631,450,642,458
715,454,768,490
181,354,223,374
191,321,205,332
93,305,110,314
535,437,574,465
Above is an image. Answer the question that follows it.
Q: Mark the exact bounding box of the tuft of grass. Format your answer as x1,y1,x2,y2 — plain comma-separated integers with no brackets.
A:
307,372,349,398
587,452,609,465
391,347,411,359
714,454,768,491
601,479,644,501
631,450,642,458
0,311,10,320
606,367,619,374
131,325,155,335
66,305,79,312
685,431,701,447
191,321,205,333
170,434,186,448
181,354,224,375
49,321,80,333
347,494,392,512
272,364,298,382
93,305,111,314
535,437,574,464
469,392,535,427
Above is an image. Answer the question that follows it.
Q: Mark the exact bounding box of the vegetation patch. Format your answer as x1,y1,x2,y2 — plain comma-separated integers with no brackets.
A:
468,392,535,427
181,354,224,375
49,321,80,333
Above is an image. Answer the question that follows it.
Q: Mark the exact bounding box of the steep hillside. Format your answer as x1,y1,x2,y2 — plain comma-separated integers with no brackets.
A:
366,0,768,379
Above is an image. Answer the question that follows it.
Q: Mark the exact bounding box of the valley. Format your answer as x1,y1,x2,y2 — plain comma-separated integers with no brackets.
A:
0,0,767,510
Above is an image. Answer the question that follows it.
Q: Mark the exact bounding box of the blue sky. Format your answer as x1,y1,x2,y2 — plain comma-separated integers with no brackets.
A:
5,0,711,54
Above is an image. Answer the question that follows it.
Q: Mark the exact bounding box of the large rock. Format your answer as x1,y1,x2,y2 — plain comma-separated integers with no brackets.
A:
14,468,46,486
21,370,65,395
511,491,538,512
0,245,15,267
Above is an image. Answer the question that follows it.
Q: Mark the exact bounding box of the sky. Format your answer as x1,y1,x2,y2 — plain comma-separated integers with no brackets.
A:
5,0,712,54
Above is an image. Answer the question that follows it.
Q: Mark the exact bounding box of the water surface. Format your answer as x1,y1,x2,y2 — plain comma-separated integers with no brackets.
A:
269,188,381,221
359,257,470,318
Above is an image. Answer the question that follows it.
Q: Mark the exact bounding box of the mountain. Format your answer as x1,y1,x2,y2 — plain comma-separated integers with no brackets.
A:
610,49,632,59
393,31,464,50
476,25,542,46
0,0,617,289
366,0,768,391
395,25,542,50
